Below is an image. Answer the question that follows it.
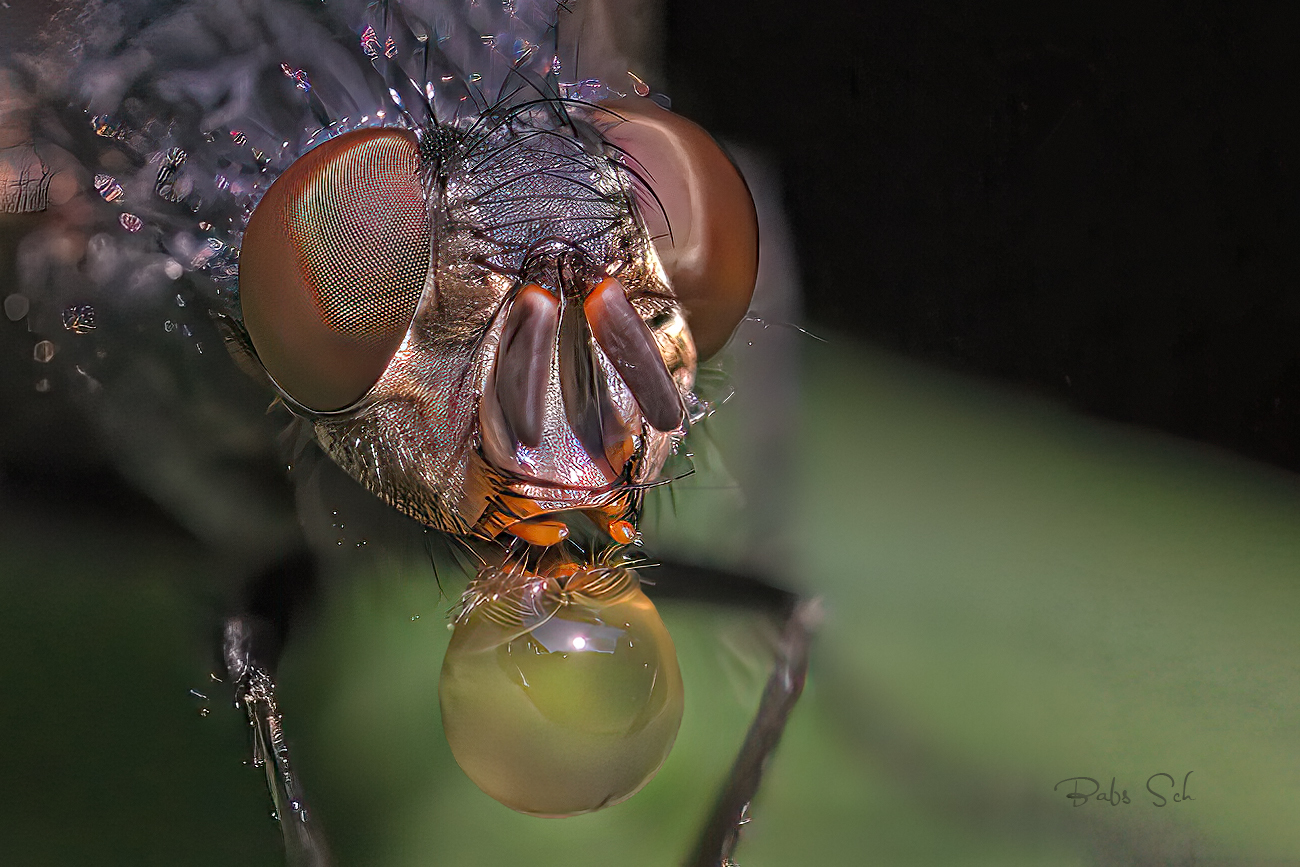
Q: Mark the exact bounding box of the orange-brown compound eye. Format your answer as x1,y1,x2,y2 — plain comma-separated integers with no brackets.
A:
240,128,430,411
599,96,758,360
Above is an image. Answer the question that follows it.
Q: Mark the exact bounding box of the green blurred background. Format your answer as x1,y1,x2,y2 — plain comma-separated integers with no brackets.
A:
4,334,1300,865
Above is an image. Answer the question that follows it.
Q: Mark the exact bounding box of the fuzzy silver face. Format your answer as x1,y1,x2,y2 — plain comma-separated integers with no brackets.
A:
238,105,698,540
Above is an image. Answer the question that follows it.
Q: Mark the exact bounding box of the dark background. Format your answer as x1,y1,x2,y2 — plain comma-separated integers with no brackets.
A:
663,0,1300,473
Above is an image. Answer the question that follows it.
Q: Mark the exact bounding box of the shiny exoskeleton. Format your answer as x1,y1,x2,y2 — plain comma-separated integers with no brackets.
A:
228,82,757,813
235,110,698,547
12,0,808,856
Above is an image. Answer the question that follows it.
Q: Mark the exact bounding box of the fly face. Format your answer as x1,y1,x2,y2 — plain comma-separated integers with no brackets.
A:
12,0,795,851
232,93,757,816
238,108,697,546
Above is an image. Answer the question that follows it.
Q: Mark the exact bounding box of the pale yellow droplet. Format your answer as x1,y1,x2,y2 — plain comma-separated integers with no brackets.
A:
440,571,682,817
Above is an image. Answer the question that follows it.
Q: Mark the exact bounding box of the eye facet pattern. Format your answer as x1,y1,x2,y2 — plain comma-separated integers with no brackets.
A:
240,128,431,411
439,565,684,817
599,97,759,360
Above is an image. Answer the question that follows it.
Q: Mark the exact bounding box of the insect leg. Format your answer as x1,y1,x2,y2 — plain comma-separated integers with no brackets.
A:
221,554,332,867
644,561,821,867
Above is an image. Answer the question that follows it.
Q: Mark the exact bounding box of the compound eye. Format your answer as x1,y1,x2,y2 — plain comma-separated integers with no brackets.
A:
600,96,758,360
440,566,683,816
240,128,430,411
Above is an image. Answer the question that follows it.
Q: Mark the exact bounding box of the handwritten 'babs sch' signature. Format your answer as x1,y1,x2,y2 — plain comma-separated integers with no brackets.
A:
1054,772,1195,807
